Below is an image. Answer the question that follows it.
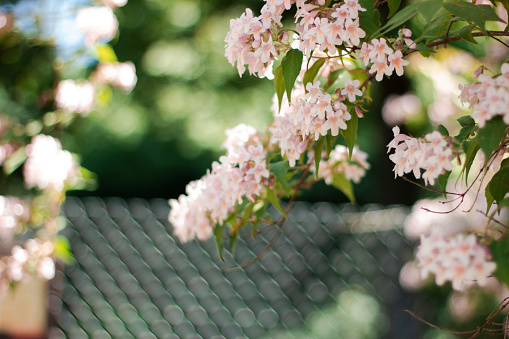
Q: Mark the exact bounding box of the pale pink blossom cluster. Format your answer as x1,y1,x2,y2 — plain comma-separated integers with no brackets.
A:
458,63,509,127
91,62,137,93
313,145,370,184
0,196,30,242
270,82,352,166
76,6,119,46
0,239,55,292
23,135,78,191
296,0,366,57
224,5,283,78
55,79,95,115
417,229,496,290
358,37,410,81
387,127,454,185
169,125,269,243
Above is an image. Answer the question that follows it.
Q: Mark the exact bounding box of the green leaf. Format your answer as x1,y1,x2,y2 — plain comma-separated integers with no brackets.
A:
315,136,325,178
488,166,509,206
438,170,451,198
477,116,507,163
455,125,478,143
414,43,436,53
95,44,118,63
281,49,304,104
359,0,380,38
325,133,339,157
388,0,402,19
252,201,267,236
332,173,356,203
303,58,326,90
486,185,494,213
324,69,344,90
378,4,419,35
229,231,238,255
267,187,288,218
443,2,505,31
437,124,449,137
341,110,358,159
420,14,450,39
458,23,478,44
269,160,290,195
274,65,285,112
458,115,476,127
489,237,509,287
462,138,479,184
53,236,74,265
416,0,443,22
214,224,225,261
3,146,27,175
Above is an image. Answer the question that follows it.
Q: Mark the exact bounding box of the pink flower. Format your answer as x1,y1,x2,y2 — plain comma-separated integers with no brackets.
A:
342,18,365,46
388,50,409,76
341,79,362,102
76,6,118,45
369,56,393,82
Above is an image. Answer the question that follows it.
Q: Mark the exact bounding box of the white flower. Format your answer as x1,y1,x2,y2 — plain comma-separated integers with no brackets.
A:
77,6,118,45
23,135,78,191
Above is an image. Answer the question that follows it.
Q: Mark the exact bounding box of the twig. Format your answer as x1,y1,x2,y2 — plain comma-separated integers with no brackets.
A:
404,309,477,335
222,164,311,270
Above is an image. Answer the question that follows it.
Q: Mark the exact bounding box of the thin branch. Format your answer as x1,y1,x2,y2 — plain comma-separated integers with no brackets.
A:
491,36,509,49
444,19,454,49
404,310,477,335
420,31,509,51
222,164,311,270
402,176,462,196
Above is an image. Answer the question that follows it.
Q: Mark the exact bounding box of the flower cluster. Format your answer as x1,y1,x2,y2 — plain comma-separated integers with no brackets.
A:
91,61,138,93
224,5,282,78
77,6,119,46
296,0,366,57
313,145,370,184
55,80,95,115
417,229,496,290
358,37,410,81
169,125,269,243
270,82,353,167
0,196,30,242
0,239,55,293
387,127,454,185
459,63,509,127
23,135,78,191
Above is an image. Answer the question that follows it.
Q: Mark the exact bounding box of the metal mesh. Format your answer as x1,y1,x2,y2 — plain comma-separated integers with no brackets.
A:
52,197,424,338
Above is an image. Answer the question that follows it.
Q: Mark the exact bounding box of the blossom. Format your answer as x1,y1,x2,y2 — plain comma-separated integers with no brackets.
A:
416,229,496,290
76,6,118,45
0,196,30,242
55,80,95,115
459,67,509,127
388,50,410,76
369,56,393,82
91,62,137,92
387,128,453,185
23,135,78,191
313,145,370,184
169,125,269,242
341,79,362,102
